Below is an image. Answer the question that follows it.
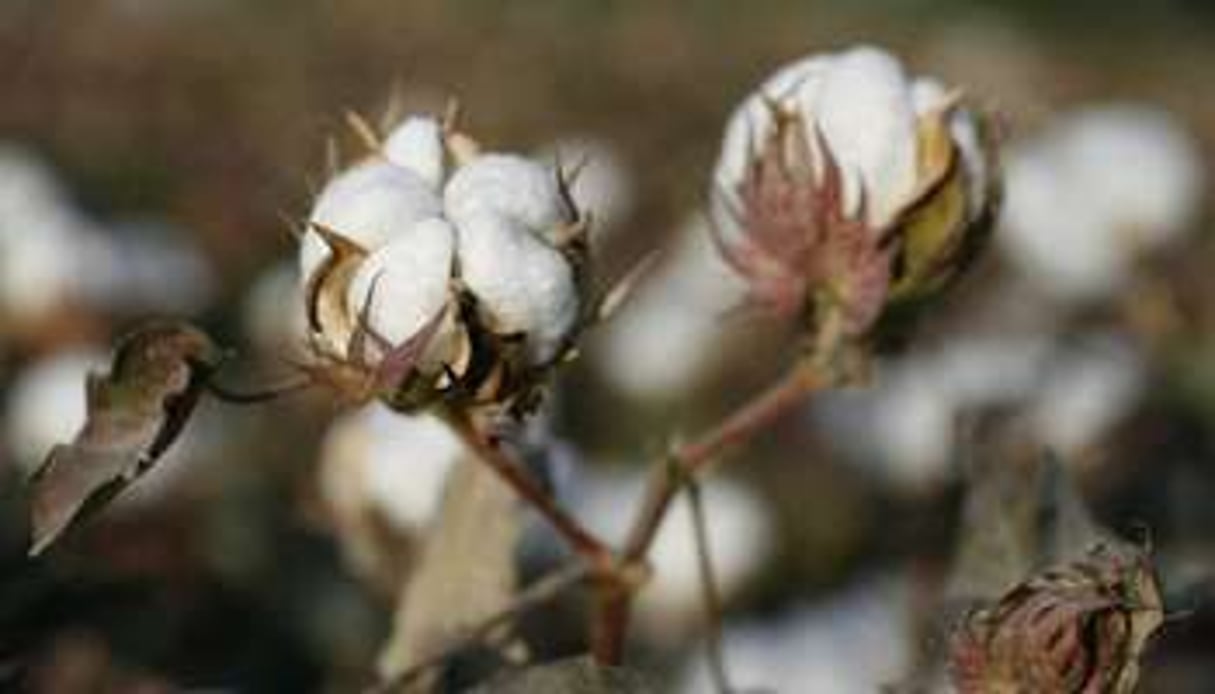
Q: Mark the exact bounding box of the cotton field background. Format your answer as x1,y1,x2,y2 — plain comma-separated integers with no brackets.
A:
2,1,1215,692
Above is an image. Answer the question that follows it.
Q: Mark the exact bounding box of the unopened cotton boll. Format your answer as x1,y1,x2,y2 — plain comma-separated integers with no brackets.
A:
577,469,772,639
999,105,1205,302
594,216,747,401
679,576,911,694
712,45,996,338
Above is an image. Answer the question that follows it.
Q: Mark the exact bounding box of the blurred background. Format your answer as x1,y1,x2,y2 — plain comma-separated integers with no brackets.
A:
2,0,1215,691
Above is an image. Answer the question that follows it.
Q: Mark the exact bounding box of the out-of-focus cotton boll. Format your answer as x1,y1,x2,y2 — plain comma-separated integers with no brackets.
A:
679,576,911,694
74,221,216,315
4,349,106,475
1030,333,1145,460
319,404,463,536
0,147,96,324
594,217,748,401
317,404,465,592
577,468,772,640
242,260,308,358
814,336,1051,489
536,136,635,239
999,105,1205,302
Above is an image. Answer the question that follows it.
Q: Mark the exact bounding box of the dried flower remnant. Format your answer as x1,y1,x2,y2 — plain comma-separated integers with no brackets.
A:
712,46,998,345
297,112,591,416
950,541,1164,694
26,321,224,556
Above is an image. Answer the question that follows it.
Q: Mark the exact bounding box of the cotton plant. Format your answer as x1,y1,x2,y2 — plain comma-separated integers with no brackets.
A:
535,135,636,242
998,104,1205,303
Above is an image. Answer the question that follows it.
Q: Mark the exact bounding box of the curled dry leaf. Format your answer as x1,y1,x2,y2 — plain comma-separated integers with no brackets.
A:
26,321,224,556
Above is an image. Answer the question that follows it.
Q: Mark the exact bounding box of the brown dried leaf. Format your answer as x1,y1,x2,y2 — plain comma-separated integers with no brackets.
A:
27,322,222,556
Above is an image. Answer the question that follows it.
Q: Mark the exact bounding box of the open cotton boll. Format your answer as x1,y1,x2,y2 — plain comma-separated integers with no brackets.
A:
536,136,636,238
679,576,911,694
451,210,580,364
4,349,106,475
577,469,772,640
383,116,446,190
998,105,1205,303
300,160,442,282
344,217,457,368
594,217,747,401
1031,333,1145,460
444,153,574,243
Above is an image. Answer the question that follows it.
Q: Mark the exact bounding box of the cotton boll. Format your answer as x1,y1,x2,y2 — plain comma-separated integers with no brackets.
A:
679,576,911,694
812,47,919,223
344,217,457,368
452,210,580,364
383,116,446,190
319,405,462,538
577,469,772,640
301,161,442,283
73,221,216,316
594,217,747,401
536,136,635,238
1031,333,1145,459
998,105,1205,303
4,349,106,475
444,153,574,242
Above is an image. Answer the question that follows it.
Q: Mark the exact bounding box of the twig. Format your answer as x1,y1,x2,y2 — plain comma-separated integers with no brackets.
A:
365,562,592,694
687,477,732,694
591,360,830,664
442,408,612,561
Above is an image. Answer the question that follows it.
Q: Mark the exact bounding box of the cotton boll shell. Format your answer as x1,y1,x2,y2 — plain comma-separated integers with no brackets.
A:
453,210,580,364
444,153,574,242
383,116,446,190
301,161,442,283
344,217,458,371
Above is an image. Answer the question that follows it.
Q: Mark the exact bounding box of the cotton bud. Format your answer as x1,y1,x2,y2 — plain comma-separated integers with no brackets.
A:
297,112,590,415
713,46,997,344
